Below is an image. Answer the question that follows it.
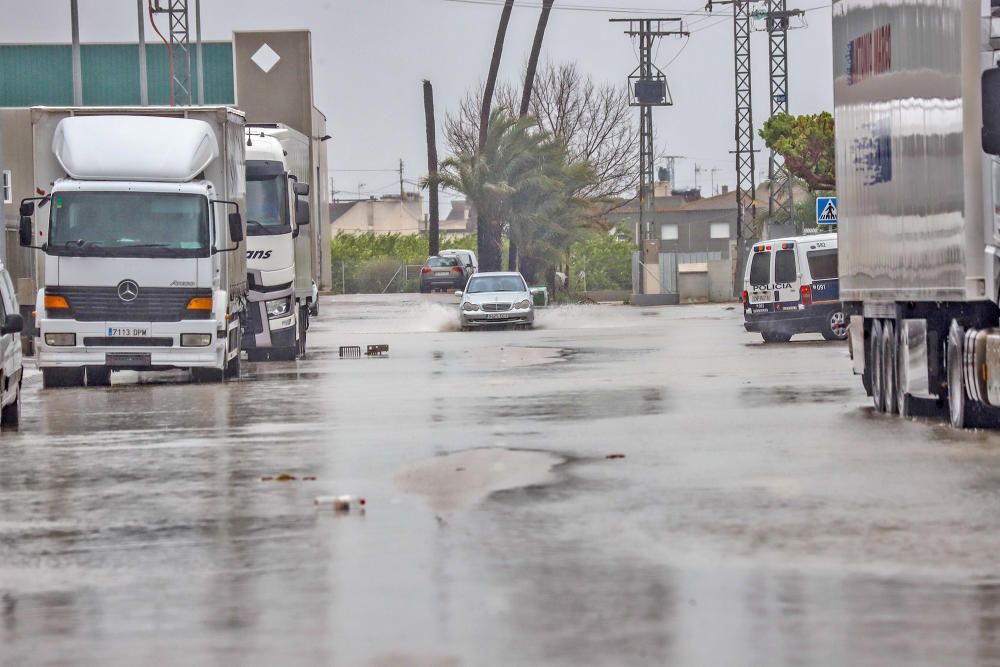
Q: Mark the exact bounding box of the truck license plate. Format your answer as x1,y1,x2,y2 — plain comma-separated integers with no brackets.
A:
105,352,151,367
108,327,148,337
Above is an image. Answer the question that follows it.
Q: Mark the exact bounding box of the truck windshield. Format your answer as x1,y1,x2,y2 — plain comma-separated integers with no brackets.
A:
246,162,290,236
48,191,209,258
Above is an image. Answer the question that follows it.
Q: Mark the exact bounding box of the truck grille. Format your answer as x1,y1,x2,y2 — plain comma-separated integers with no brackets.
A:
482,303,512,312
83,337,174,347
46,286,212,322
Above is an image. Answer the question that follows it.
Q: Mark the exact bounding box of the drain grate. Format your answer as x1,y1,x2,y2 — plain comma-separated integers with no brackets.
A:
339,346,362,358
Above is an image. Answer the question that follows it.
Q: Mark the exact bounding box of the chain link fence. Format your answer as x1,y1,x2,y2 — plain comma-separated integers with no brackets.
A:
333,260,426,294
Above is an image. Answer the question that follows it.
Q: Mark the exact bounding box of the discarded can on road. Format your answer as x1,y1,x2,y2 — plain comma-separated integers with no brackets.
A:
314,495,366,512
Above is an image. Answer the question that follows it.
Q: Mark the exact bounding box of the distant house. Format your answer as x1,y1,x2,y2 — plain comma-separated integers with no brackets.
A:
329,192,425,235
607,180,806,257
439,199,476,235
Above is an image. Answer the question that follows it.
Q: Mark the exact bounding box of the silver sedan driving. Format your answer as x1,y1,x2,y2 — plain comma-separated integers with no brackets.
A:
458,272,534,330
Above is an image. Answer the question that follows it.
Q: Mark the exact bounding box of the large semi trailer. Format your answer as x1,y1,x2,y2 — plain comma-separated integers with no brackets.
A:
836,0,1000,426
20,106,247,387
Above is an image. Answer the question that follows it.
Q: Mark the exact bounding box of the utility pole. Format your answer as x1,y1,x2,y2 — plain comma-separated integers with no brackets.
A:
763,0,802,226
707,0,758,294
70,0,82,105
423,80,441,256
399,159,404,200
137,0,149,105
151,1,192,106
610,18,688,245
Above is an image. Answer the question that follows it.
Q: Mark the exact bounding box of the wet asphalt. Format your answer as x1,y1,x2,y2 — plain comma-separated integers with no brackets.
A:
4,294,1000,666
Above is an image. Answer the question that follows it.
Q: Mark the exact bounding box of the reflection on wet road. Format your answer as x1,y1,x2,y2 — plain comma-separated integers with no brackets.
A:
5,293,1000,665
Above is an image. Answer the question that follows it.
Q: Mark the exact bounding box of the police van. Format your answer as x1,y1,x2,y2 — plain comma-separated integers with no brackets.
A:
742,233,846,343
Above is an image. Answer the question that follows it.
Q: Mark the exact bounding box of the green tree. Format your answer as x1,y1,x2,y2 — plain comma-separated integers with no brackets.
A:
759,112,835,191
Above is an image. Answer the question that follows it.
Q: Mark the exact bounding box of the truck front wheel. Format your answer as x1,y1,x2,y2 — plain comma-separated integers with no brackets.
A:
42,367,85,389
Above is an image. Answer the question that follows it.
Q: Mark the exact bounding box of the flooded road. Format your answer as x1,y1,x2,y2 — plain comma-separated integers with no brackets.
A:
5,293,1000,665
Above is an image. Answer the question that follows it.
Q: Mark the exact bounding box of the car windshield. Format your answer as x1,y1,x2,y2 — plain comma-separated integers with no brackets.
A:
427,257,459,267
48,191,209,258
467,276,527,293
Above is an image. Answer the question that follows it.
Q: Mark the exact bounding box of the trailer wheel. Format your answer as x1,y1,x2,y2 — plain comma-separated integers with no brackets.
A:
947,320,968,428
882,320,899,415
870,319,886,412
896,327,912,418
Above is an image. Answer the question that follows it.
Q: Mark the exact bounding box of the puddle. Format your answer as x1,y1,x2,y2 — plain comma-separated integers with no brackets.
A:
488,386,667,422
394,448,565,512
740,385,853,406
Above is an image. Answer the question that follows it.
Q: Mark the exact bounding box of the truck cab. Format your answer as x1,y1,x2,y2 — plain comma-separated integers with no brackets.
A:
242,126,312,361
22,110,247,388
743,233,846,343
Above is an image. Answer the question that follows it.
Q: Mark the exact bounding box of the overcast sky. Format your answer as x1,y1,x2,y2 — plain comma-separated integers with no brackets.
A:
0,0,833,211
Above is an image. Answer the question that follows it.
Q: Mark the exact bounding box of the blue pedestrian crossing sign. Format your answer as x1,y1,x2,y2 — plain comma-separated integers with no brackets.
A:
816,196,838,225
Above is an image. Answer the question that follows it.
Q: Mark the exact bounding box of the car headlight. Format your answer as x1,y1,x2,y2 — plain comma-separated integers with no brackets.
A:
462,302,480,312
265,296,292,319
514,299,531,309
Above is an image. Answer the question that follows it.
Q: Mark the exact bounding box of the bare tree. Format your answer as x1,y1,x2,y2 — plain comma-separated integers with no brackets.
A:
445,62,639,209
423,80,440,256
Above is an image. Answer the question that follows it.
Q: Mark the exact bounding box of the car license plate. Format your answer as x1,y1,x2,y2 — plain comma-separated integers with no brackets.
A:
108,326,148,337
486,313,510,320
749,292,770,304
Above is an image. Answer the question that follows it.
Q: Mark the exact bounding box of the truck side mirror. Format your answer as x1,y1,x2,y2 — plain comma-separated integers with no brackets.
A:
19,216,32,247
19,201,34,217
984,68,1000,155
1,313,23,336
293,181,310,197
228,212,244,243
296,198,310,225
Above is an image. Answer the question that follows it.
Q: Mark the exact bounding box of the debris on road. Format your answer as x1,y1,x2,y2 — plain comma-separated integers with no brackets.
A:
605,453,626,460
366,344,390,357
315,495,366,511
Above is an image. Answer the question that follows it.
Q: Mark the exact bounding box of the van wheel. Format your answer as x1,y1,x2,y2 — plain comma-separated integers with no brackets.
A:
85,366,112,387
761,331,791,343
42,367,85,389
882,320,899,415
1,390,20,428
822,309,848,341
870,319,885,412
947,320,968,428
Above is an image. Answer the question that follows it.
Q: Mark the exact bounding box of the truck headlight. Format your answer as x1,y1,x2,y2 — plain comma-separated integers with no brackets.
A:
462,302,480,312
44,332,75,346
181,333,213,347
514,299,531,309
265,296,292,319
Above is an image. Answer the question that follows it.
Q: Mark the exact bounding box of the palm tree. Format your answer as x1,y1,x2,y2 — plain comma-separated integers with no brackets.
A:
434,109,596,284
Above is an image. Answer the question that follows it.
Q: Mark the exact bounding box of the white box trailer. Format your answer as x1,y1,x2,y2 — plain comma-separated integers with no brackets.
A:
21,106,247,387
835,0,1000,426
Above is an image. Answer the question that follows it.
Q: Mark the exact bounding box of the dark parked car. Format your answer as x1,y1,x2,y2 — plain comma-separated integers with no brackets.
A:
419,256,466,293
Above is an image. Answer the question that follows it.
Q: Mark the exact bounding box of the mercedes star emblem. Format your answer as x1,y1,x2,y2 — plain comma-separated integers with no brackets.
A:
117,280,139,302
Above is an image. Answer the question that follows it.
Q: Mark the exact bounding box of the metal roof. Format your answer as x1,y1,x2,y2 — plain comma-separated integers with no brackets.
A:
0,43,234,107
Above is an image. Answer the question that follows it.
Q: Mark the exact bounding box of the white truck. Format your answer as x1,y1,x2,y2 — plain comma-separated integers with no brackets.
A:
19,107,247,387
836,0,1000,426
243,124,315,361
